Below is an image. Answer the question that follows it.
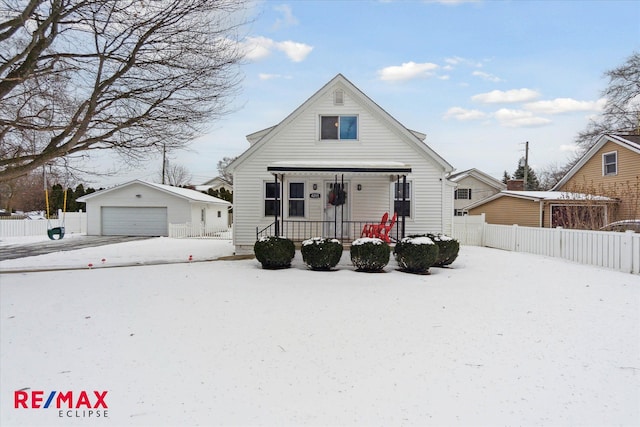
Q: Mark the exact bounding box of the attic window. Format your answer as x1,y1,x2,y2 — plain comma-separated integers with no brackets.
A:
320,115,358,140
334,89,344,105
602,151,617,176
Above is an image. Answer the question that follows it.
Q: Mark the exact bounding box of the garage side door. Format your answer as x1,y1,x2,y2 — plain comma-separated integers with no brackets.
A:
101,207,168,236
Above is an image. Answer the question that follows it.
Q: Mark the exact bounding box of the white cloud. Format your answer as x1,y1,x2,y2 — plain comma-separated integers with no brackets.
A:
277,40,313,62
241,36,274,61
377,61,439,81
472,88,541,104
272,4,298,30
493,108,552,127
443,107,487,121
258,73,292,80
471,70,503,82
241,36,313,62
524,98,606,114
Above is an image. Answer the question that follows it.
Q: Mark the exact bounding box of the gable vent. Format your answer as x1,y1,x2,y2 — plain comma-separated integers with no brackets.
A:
333,89,344,105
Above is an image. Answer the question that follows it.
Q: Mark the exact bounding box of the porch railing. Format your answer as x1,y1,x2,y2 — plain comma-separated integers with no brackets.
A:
256,220,401,244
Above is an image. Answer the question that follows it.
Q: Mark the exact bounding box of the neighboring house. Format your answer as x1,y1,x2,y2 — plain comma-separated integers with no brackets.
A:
553,134,640,222
227,74,455,254
77,180,231,236
196,176,233,194
448,168,506,216
466,190,616,228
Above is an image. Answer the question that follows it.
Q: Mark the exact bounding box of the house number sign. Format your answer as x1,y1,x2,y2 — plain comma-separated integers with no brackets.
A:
309,193,321,198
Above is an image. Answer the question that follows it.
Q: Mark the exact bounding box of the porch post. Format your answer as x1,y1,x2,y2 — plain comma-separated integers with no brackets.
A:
333,175,338,239
274,174,279,236
341,174,345,241
402,175,407,239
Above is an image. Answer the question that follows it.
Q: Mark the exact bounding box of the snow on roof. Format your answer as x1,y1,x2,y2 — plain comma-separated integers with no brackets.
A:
502,190,614,201
142,181,231,205
77,180,231,205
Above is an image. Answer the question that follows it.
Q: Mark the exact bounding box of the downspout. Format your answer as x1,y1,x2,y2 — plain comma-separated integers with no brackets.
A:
441,173,446,233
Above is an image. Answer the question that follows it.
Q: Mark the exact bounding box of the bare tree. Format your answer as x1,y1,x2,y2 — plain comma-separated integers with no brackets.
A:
576,51,640,150
161,163,191,187
0,0,248,183
217,155,235,184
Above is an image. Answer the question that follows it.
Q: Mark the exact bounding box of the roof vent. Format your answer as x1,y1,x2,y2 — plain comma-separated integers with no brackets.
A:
333,89,344,105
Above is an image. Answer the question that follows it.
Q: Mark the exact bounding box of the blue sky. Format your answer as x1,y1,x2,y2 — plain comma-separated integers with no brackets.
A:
91,0,640,187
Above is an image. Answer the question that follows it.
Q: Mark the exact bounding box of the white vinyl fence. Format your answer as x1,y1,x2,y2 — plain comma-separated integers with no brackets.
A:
453,215,640,275
0,210,86,238
169,223,232,239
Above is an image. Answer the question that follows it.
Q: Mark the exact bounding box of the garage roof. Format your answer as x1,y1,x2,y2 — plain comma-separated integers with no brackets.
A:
77,180,231,205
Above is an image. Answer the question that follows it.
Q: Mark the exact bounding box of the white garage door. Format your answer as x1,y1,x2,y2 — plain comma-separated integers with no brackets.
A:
101,207,168,236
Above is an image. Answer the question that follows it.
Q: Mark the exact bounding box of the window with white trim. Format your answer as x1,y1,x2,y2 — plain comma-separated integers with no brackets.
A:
264,182,280,216
394,181,411,217
603,151,617,176
455,188,472,200
320,115,358,140
288,182,305,217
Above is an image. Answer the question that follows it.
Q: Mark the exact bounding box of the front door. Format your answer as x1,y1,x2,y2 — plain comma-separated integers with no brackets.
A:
324,181,350,238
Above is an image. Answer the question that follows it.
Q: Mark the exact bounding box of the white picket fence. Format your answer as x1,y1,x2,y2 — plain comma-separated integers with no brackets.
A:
169,223,232,239
453,215,640,274
0,211,87,238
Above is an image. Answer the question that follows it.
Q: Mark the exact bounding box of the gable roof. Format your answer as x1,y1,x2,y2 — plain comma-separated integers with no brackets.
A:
448,168,507,190
465,190,615,211
553,134,640,190
228,73,453,173
77,180,231,205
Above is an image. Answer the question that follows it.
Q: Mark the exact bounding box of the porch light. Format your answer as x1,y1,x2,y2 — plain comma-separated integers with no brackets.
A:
357,184,362,191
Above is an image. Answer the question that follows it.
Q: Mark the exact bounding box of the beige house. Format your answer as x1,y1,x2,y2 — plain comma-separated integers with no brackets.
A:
553,134,640,222
448,168,506,216
467,190,616,228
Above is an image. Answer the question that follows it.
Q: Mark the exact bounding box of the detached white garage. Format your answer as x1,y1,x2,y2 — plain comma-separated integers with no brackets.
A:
77,180,231,236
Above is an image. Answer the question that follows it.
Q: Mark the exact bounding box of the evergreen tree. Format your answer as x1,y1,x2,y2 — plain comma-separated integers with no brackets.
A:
513,164,541,190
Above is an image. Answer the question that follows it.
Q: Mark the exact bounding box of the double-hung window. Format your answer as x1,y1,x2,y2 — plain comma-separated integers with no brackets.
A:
320,115,358,140
455,188,472,200
394,182,411,217
288,183,305,217
264,182,280,216
603,151,617,176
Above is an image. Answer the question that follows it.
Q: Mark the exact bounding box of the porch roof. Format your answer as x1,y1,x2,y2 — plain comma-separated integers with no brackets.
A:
267,161,412,175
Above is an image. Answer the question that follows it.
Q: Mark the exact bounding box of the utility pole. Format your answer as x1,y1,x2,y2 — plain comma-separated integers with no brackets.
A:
162,144,167,185
523,141,529,190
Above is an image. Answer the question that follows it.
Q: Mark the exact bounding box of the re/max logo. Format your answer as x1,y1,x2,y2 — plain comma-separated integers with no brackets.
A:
14,390,108,409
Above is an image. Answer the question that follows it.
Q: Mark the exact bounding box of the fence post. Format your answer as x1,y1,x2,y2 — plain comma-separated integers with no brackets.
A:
620,230,634,274
553,227,562,258
511,224,518,252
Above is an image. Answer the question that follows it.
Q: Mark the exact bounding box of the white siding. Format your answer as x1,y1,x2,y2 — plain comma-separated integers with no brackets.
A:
232,80,453,252
85,183,191,235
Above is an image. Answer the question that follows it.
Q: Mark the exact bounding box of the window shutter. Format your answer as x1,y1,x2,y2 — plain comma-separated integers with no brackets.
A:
469,189,472,199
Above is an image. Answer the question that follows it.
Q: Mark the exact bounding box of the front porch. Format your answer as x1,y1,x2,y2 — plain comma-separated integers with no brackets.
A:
260,161,412,245
256,219,403,245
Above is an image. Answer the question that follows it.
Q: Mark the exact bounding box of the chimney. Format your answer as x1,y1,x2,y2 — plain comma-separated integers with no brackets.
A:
507,179,524,191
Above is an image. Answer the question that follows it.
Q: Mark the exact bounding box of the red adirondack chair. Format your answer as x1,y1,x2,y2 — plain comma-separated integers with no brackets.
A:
375,212,397,243
361,212,388,238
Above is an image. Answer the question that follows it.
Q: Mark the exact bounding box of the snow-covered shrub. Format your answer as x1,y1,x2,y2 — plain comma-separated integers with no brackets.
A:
301,237,343,270
426,233,460,267
350,238,390,272
254,236,295,269
393,236,440,274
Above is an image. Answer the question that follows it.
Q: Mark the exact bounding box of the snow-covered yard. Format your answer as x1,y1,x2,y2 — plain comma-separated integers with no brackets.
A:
1,237,639,426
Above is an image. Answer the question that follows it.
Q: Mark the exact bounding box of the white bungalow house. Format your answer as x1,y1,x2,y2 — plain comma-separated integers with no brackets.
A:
77,180,231,236
227,74,455,254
